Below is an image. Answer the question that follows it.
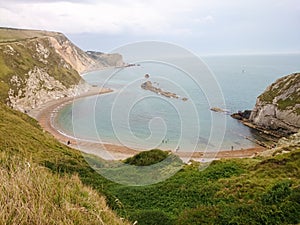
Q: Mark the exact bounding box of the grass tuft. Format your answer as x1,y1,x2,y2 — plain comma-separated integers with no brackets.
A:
0,153,128,225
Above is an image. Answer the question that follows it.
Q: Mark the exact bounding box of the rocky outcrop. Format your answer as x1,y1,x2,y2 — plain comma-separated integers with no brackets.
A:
211,107,231,114
141,81,188,101
8,67,89,112
258,130,300,157
249,73,300,135
0,27,124,112
231,110,252,120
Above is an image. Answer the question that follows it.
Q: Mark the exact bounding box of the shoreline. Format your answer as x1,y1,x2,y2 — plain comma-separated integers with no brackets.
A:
32,86,266,161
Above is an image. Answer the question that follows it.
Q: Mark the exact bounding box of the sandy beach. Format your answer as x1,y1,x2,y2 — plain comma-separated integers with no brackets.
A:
31,87,266,161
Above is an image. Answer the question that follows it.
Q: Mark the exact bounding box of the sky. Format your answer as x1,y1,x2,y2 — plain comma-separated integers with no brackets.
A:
0,0,299,55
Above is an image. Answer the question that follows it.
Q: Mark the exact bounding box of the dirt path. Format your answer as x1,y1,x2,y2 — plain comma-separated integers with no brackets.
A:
32,87,266,161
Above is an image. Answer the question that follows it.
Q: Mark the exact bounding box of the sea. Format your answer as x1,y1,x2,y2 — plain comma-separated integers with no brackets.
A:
54,53,300,153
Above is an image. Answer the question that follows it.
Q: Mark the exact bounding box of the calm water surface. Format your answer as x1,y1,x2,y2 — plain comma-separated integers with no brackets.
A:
55,53,300,152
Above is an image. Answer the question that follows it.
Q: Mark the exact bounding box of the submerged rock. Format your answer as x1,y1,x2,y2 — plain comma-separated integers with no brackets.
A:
182,97,188,101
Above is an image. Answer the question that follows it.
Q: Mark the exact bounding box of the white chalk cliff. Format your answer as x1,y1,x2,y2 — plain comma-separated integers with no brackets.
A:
0,28,124,112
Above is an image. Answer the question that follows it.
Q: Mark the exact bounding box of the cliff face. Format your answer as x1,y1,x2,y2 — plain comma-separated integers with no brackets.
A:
46,36,125,73
86,51,124,70
249,73,300,134
47,35,95,74
0,28,124,112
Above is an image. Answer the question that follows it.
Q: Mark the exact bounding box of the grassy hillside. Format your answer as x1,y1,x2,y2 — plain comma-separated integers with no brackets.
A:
0,153,127,225
0,101,299,224
0,102,128,225
116,154,300,224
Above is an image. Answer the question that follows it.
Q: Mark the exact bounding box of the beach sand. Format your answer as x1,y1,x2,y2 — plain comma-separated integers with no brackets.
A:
31,87,266,161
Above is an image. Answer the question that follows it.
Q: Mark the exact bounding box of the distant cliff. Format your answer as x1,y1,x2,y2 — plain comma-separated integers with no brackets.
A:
249,73,300,135
86,51,124,70
0,27,124,112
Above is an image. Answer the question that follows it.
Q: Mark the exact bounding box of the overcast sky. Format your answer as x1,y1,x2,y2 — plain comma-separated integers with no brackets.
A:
0,0,299,54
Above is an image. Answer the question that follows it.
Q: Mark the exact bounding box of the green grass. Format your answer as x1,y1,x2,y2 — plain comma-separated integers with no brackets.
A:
277,95,300,111
0,103,128,224
109,154,300,225
0,153,128,225
124,149,170,166
0,102,300,224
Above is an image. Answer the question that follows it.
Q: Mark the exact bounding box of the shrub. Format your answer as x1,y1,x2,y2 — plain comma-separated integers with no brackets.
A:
262,181,292,205
124,149,169,166
130,210,174,225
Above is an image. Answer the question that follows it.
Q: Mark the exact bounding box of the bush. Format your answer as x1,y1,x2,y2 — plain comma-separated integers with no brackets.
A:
176,206,219,225
262,181,292,205
124,149,169,166
130,210,174,225
201,160,244,180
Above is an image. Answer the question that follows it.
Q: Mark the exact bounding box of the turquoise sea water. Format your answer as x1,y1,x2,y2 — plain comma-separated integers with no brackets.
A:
55,53,300,152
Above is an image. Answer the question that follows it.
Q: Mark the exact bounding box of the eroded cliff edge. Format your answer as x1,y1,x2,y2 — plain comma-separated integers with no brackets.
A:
0,27,124,112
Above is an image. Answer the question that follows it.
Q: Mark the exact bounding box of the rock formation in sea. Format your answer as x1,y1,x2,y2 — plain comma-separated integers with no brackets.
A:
231,110,252,120
0,27,124,112
249,73,300,135
210,107,231,114
141,80,188,101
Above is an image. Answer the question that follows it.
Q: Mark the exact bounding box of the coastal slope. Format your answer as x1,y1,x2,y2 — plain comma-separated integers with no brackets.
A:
0,102,129,225
0,27,124,112
249,73,300,135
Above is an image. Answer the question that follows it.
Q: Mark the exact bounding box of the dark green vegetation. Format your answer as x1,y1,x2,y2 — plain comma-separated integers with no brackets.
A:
124,149,170,166
259,73,300,114
1,102,299,224
111,156,300,225
87,149,183,186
